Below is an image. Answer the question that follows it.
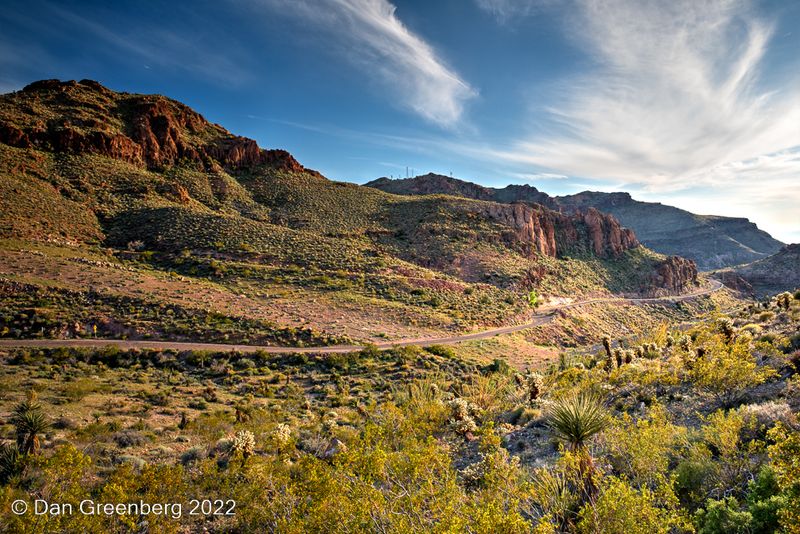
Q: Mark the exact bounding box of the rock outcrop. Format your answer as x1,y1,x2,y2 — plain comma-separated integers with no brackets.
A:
582,208,639,257
472,202,638,259
716,271,754,296
0,79,312,174
651,256,698,292
366,174,784,270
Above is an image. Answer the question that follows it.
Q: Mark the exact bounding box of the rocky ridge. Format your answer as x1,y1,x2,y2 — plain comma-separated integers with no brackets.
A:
0,79,311,174
366,174,783,270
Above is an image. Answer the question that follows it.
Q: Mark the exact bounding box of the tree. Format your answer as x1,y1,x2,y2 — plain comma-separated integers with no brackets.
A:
547,391,609,451
0,442,21,483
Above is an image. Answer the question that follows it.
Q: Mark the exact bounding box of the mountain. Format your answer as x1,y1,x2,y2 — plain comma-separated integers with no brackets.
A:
365,173,784,271
0,80,701,345
555,191,784,271
719,244,800,298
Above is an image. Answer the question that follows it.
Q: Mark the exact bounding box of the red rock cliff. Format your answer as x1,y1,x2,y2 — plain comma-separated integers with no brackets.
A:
0,79,312,174
651,256,698,292
582,207,639,257
472,202,639,259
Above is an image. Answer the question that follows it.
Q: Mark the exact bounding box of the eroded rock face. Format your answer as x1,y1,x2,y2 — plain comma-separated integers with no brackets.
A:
477,202,560,256
0,79,311,174
717,271,754,296
583,208,639,257
651,256,698,291
473,202,639,259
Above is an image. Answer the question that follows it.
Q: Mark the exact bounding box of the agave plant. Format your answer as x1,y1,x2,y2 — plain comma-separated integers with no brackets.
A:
11,398,51,455
546,391,609,452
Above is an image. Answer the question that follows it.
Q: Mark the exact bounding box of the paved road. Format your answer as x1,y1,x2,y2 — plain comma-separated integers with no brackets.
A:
0,280,724,354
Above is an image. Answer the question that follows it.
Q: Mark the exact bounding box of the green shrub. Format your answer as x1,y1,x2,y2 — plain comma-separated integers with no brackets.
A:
695,497,752,534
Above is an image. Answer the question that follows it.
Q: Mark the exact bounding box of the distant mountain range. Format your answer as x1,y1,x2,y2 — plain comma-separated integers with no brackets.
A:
366,174,784,271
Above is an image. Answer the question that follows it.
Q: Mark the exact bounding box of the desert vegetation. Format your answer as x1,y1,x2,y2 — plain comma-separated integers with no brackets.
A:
1,291,798,532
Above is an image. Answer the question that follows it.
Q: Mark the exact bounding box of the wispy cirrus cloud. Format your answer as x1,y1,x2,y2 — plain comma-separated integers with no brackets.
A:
474,0,556,23
509,0,800,186
473,0,800,240
256,0,476,128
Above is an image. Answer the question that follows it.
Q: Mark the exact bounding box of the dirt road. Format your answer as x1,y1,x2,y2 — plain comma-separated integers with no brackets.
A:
0,280,724,354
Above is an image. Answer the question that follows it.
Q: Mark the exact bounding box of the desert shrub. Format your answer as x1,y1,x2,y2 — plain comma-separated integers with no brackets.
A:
738,401,797,438
599,404,687,488
180,446,207,465
424,344,456,358
674,454,717,510
747,466,785,534
112,429,148,448
690,334,776,406
61,377,102,400
694,497,752,534
766,422,800,533
577,476,689,534
116,454,147,469
701,409,766,496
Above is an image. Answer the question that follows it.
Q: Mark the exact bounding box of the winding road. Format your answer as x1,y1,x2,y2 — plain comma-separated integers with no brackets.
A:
0,280,724,354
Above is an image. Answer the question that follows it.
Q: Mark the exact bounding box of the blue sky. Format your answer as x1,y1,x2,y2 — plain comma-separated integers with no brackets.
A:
1,0,799,242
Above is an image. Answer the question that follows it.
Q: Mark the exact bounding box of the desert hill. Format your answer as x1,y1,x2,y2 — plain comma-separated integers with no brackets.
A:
366,173,783,270
0,80,708,347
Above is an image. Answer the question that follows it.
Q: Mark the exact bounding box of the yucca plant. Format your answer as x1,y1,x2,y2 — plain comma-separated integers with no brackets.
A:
11,398,51,455
0,442,22,484
546,390,609,502
547,391,609,452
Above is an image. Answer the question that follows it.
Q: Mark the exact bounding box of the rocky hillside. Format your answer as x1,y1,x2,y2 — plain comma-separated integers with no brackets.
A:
0,80,699,324
366,174,783,270
720,244,800,297
557,191,783,270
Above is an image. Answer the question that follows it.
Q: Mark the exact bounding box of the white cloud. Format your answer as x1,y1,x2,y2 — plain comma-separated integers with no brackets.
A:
474,0,556,23
257,0,476,127
481,0,800,241
514,0,800,181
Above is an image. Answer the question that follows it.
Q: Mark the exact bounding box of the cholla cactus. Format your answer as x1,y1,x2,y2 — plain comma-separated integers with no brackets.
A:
605,351,614,372
625,349,634,364
274,423,291,450
231,430,255,463
448,398,479,437
613,348,623,368
602,336,612,359
526,371,544,404
776,292,792,310
322,412,338,435
678,335,693,353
